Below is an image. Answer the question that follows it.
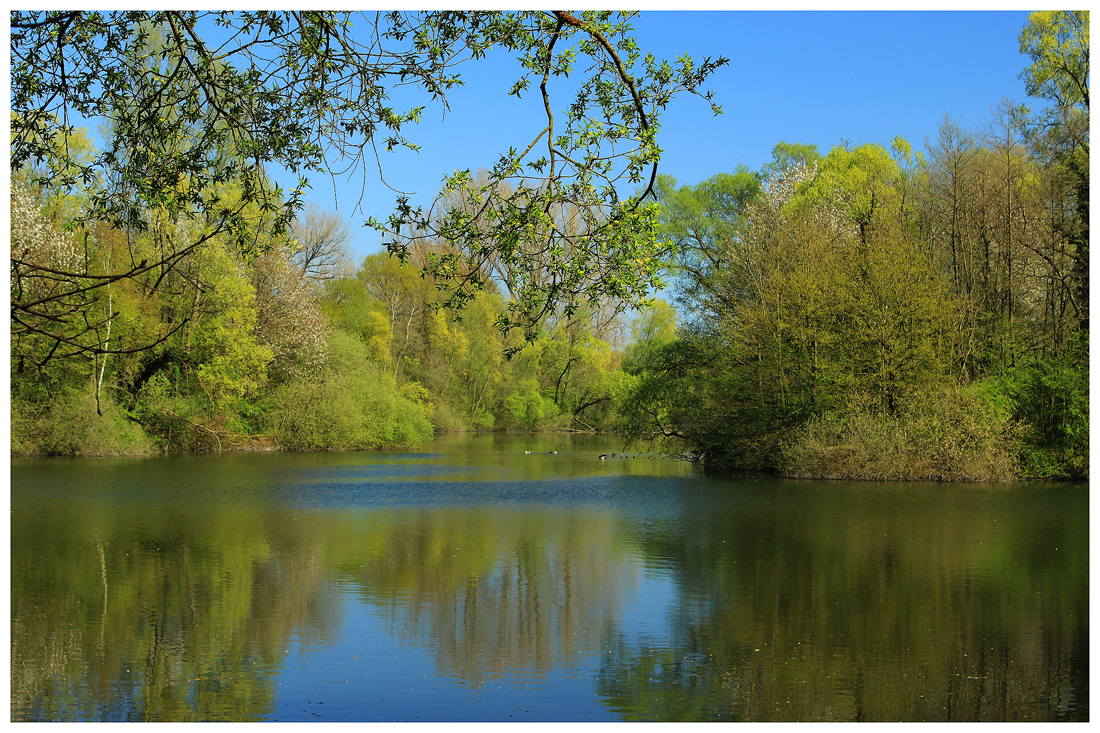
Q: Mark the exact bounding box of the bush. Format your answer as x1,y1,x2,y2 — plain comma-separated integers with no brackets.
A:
779,394,909,480
14,386,156,457
10,401,33,455
903,385,1019,481
432,399,471,432
130,372,224,452
266,330,434,451
497,378,563,431
971,348,1088,480
781,386,1018,482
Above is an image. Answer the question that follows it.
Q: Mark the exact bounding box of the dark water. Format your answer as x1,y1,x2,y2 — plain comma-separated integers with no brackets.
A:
10,433,1088,721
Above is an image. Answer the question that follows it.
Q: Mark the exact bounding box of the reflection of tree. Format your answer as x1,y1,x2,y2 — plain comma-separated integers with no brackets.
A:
596,482,1089,722
10,503,339,721
12,456,1086,723
337,506,635,687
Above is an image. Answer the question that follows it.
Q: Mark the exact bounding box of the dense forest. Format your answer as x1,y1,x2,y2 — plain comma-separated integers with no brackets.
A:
10,11,1088,480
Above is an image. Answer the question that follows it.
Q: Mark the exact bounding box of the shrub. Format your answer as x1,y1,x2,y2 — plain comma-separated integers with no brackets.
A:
903,385,1019,481
781,386,1018,482
16,386,156,457
266,330,434,451
10,401,33,455
779,393,911,480
432,399,471,432
130,372,223,452
973,350,1088,480
498,378,562,431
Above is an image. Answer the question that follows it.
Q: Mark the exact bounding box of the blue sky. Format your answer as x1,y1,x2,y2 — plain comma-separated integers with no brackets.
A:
280,10,1039,260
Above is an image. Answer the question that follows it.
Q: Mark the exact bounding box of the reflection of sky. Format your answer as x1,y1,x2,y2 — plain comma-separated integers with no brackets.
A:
266,515,679,722
290,477,649,508
268,584,622,722
617,566,678,642
273,452,706,510
260,446,675,722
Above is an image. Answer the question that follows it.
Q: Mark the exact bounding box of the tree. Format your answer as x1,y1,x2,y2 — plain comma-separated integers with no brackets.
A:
1016,10,1089,335
622,298,677,373
923,116,979,308
655,168,762,325
531,308,624,429
9,182,187,417
621,140,963,470
372,11,727,341
317,277,392,362
421,292,505,430
250,243,329,383
288,205,353,282
356,252,434,380
760,141,821,180
185,241,273,415
11,11,727,361
1018,11,1089,119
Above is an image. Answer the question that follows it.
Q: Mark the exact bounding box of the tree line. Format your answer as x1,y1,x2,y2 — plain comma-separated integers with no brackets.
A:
10,11,1088,480
9,10,722,456
618,11,1088,480
9,163,636,453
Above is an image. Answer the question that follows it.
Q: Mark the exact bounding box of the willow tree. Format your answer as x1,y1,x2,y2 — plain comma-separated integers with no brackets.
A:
11,11,727,371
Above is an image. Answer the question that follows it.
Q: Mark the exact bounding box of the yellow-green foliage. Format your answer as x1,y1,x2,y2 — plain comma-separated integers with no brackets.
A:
500,377,560,430
267,330,433,451
781,387,1018,482
733,145,955,415
12,386,156,457
189,241,273,411
622,299,677,372
420,291,504,430
399,380,435,421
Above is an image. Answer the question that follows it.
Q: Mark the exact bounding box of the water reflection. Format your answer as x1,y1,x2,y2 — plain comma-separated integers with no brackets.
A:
10,503,335,721
335,507,633,687
10,444,1088,722
598,479,1089,721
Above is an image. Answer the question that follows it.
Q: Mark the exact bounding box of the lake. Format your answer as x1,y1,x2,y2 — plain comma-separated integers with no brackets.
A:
10,433,1088,721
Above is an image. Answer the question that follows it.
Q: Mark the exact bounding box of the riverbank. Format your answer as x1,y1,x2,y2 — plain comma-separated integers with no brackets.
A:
12,401,1078,484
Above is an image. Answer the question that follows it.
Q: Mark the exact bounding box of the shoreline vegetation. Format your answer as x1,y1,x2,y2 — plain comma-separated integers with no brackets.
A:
10,12,1088,484
6,337,1075,483
7,426,1054,484
7,401,1058,484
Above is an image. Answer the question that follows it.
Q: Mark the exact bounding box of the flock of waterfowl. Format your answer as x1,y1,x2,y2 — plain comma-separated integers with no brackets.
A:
521,450,631,459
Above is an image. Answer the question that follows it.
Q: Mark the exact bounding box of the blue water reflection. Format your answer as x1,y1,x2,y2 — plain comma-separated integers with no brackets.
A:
10,436,1088,721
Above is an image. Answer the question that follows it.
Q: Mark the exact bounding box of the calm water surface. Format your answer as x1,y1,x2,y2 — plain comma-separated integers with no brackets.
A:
10,434,1088,721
